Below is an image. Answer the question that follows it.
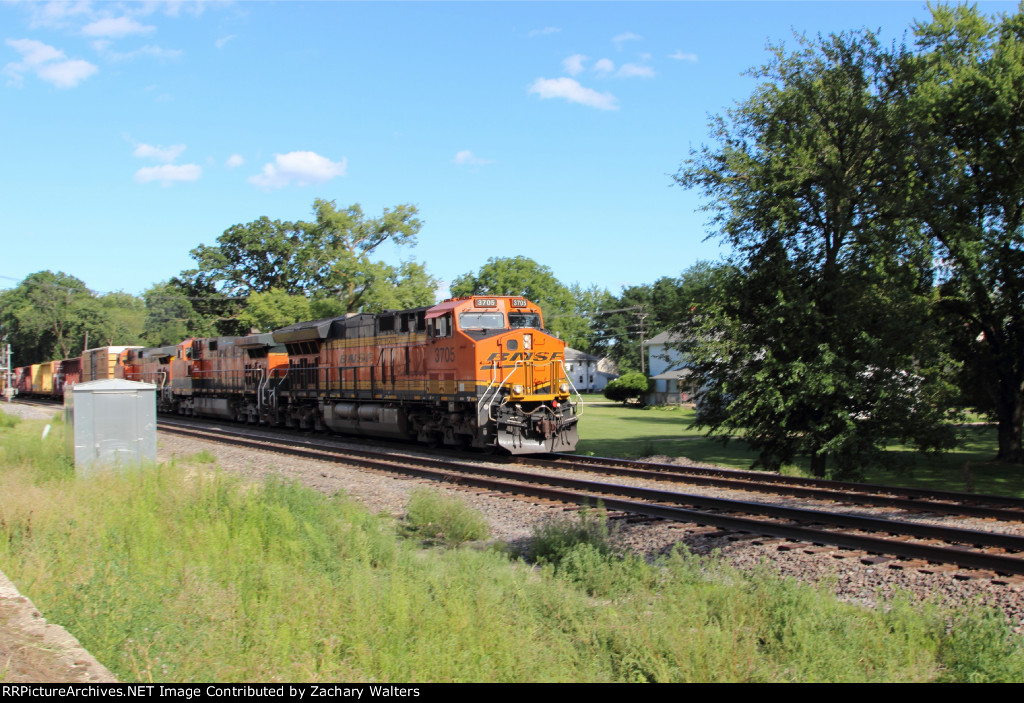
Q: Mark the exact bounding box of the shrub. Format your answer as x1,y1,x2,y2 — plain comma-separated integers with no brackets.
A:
403,488,491,545
0,408,20,429
527,506,614,565
604,372,652,405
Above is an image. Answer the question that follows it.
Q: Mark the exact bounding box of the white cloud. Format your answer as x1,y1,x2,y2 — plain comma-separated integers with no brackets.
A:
102,45,183,62
82,17,156,38
26,1,93,30
248,151,347,189
4,38,97,88
594,58,615,75
669,51,698,62
134,143,186,162
562,53,587,76
226,154,245,168
35,59,98,88
6,38,64,65
453,150,493,166
134,163,202,185
528,77,618,111
215,35,235,49
617,63,654,78
528,27,560,37
612,32,643,46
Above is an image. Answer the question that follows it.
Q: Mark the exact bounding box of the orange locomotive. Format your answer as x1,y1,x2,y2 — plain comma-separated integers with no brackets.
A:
269,296,580,453
120,335,289,422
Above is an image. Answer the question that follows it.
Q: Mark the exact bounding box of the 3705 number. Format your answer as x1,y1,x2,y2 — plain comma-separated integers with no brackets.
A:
435,346,456,363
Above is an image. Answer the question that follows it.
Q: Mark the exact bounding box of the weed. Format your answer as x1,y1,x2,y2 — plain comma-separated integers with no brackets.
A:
403,488,490,545
937,608,1024,682
0,408,20,429
190,450,217,465
526,506,614,565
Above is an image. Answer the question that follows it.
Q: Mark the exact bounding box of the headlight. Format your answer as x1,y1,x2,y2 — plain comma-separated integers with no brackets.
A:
512,384,524,395
559,383,569,393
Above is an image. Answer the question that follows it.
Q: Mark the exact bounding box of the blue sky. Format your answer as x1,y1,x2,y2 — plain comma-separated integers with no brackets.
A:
2,1,1016,300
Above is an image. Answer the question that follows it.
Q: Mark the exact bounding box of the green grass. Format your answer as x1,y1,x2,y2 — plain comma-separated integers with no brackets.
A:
574,395,1024,498
2,414,1023,682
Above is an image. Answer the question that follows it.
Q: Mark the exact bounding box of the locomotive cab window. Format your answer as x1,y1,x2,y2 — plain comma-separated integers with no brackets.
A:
430,313,453,338
459,312,505,330
508,312,541,329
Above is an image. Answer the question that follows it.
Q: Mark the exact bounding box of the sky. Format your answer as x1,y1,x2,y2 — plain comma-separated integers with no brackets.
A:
1,0,1017,301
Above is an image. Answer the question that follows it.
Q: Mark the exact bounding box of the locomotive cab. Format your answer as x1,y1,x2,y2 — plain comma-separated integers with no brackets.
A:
428,297,579,454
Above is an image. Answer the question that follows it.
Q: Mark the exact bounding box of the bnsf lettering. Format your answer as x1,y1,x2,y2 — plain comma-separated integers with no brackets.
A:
484,352,563,363
341,352,375,365
435,347,456,363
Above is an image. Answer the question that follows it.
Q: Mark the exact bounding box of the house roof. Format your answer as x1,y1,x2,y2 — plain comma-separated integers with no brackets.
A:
649,367,692,381
644,330,684,347
564,347,601,362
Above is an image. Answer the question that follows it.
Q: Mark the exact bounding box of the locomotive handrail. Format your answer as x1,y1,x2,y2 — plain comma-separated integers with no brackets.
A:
477,361,502,418
252,366,266,411
482,361,525,422
555,360,584,416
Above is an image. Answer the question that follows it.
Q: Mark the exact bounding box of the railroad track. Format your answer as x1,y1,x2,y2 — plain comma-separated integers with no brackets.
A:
158,418,1024,578
509,453,1024,522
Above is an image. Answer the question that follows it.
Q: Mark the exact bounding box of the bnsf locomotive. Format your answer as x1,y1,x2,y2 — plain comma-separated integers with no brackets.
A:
9,297,580,454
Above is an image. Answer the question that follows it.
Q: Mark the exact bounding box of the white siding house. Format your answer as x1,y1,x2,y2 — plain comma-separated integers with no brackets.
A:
643,331,696,405
564,348,618,392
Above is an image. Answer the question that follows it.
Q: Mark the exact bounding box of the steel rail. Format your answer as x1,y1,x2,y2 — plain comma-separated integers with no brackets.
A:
504,455,1024,522
536,453,1024,511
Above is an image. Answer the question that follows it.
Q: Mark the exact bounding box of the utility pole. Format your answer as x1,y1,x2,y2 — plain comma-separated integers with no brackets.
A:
638,310,649,375
593,305,649,373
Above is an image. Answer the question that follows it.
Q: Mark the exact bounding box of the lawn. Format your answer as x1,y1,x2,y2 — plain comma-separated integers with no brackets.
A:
574,394,1024,498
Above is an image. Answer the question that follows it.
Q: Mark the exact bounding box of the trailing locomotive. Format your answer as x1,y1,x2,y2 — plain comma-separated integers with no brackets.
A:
13,297,580,455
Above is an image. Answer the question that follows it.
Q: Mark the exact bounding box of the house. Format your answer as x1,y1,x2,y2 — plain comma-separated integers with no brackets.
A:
564,348,618,392
643,331,697,405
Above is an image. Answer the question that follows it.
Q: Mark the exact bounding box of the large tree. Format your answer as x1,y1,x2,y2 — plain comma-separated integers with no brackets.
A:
141,280,220,345
676,29,957,477
450,257,595,346
183,199,436,315
592,272,716,373
0,271,101,363
909,4,1024,462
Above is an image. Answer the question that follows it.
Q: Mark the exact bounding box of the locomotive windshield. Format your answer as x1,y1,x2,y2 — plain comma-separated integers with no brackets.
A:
508,312,541,329
459,312,505,330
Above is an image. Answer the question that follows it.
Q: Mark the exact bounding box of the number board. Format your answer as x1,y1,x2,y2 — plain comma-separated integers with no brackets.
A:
474,298,497,307
510,299,528,307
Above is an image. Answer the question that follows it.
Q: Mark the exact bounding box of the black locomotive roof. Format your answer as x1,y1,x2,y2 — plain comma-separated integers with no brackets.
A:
272,314,378,343
236,332,278,349
272,317,346,343
139,344,180,358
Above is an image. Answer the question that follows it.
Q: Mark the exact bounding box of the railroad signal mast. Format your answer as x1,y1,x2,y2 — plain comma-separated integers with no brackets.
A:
1,338,15,402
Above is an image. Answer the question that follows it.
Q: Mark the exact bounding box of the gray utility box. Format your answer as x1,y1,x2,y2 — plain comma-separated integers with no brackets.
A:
64,379,157,474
